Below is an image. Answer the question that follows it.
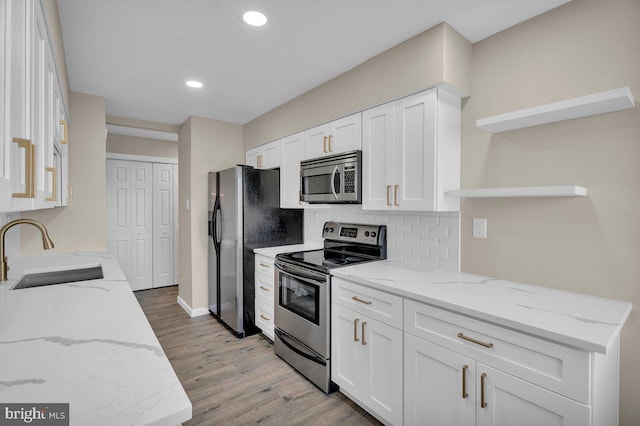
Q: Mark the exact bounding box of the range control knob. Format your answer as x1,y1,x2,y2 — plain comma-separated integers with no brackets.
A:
324,227,329,233
364,231,370,237
328,227,334,233
371,231,377,238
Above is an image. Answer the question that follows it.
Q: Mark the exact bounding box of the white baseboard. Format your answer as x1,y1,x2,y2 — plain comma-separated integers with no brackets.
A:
176,295,210,317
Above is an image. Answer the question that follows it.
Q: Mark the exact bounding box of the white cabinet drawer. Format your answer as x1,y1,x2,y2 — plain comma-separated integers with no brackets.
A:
255,254,274,276
255,299,274,340
404,299,591,404
255,271,274,303
332,278,402,329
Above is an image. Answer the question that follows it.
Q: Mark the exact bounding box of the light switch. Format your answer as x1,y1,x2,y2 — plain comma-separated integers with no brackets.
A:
473,218,487,239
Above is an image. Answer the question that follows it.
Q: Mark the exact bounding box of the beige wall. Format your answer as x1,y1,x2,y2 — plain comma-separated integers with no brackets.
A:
242,1,639,423
22,92,107,254
461,0,639,424
178,116,244,309
106,133,178,158
243,22,472,149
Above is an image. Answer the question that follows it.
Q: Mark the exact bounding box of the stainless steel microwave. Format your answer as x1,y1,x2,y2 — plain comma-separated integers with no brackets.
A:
300,150,362,204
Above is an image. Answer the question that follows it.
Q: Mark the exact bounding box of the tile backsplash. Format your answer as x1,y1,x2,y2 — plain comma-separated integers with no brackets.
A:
0,213,21,258
303,206,459,271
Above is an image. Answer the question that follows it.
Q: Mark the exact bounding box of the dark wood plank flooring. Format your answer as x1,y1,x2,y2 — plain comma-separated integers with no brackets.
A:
135,286,382,425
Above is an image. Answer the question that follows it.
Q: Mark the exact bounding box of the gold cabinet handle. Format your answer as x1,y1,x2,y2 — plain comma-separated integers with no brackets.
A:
353,318,359,342
462,365,469,399
59,119,68,144
67,184,73,203
352,296,372,305
12,138,35,198
457,332,494,348
259,286,270,292
323,136,328,153
259,262,270,268
394,184,399,206
45,167,57,202
328,135,333,152
257,154,263,168
361,321,367,346
481,373,488,408
386,185,391,206
260,314,270,321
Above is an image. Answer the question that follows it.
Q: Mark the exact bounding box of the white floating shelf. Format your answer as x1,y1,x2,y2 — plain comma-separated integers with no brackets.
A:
477,87,635,133
446,186,588,199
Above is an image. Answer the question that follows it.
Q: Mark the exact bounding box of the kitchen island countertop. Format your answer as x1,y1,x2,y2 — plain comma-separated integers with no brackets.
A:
0,252,191,425
332,261,632,354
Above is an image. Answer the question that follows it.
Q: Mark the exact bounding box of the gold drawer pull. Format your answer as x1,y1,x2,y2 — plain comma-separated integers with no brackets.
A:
386,185,391,206
60,119,68,144
394,184,399,206
361,321,367,346
67,184,73,203
352,296,372,305
259,262,270,268
260,314,270,321
323,136,328,153
353,318,359,342
481,373,488,408
12,138,35,198
328,135,333,152
45,167,57,202
259,286,270,292
461,365,469,399
457,333,494,348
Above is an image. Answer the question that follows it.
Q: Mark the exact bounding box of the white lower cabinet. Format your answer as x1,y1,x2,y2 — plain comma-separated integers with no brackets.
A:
331,278,619,426
404,333,589,426
254,254,275,340
331,280,403,425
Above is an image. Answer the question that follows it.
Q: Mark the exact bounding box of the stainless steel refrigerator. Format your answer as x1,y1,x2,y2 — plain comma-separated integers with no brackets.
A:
208,166,303,337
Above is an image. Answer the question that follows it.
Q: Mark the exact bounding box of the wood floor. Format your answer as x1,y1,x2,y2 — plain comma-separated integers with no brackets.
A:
135,286,382,426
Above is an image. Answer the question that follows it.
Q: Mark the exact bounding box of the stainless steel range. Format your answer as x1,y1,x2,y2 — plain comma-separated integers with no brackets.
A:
274,222,387,393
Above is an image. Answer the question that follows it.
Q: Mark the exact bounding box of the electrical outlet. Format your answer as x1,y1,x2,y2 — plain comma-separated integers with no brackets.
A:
473,218,487,239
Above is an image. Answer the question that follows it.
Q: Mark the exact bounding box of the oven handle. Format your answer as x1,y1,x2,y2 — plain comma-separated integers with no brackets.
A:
275,329,327,366
275,261,327,284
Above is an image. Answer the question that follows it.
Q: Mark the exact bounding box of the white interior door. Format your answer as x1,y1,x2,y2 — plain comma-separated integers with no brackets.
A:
153,162,174,287
173,164,179,284
107,159,153,291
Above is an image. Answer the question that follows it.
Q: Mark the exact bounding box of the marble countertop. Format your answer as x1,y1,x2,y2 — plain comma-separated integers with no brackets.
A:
0,253,191,425
331,261,632,354
253,243,323,259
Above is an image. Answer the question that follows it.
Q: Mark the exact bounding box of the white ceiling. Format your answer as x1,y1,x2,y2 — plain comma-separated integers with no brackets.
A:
57,0,570,126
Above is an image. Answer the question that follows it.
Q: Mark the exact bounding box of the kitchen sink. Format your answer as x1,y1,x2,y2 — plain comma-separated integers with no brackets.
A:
11,265,104,290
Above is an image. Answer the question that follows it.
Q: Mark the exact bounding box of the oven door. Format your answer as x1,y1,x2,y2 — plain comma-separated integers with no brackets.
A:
274,260,329,357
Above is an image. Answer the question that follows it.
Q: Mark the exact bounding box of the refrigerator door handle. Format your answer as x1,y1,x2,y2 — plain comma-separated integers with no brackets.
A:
215,205,222,246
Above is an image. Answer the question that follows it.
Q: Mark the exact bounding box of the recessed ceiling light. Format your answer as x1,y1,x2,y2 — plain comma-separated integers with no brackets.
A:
243,11,267,27
186,80,203,88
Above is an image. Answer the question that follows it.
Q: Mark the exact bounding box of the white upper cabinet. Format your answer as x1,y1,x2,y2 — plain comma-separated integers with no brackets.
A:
304,113,361,159
279,131,304,209
362,88,461,212
245,139,281,169
0,0,70,213
1,0,34,213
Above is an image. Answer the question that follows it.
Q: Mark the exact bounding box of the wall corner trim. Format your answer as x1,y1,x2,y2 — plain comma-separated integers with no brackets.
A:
176,295,210,317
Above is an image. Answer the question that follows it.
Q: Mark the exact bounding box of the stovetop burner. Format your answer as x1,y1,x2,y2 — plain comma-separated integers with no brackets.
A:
275,222,387,273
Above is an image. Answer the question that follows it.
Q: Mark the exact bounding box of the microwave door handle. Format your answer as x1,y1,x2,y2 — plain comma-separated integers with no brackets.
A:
331,165,339,200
